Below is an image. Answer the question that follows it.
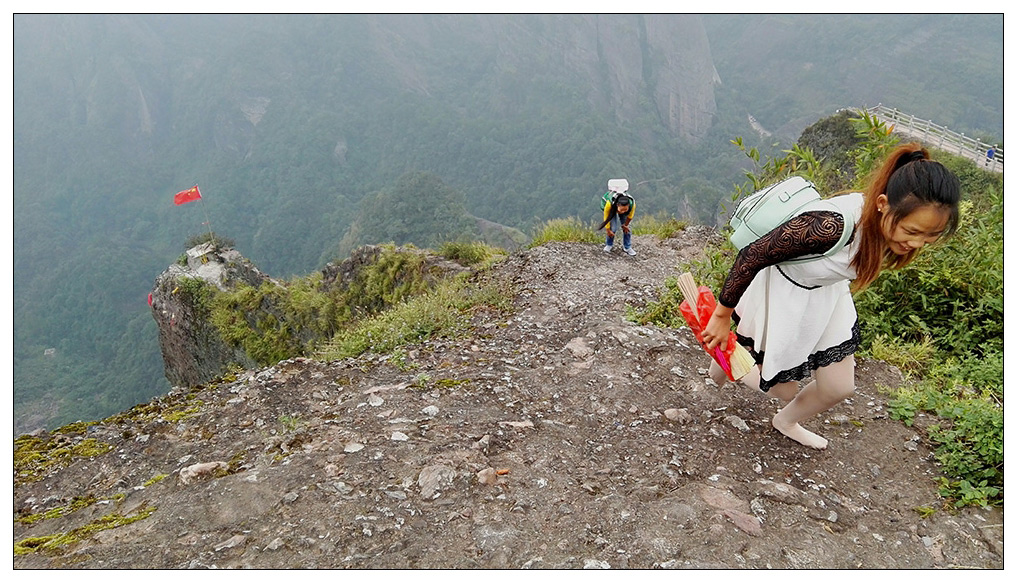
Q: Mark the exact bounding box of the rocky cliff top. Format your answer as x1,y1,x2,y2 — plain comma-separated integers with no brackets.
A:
14,229,1002,569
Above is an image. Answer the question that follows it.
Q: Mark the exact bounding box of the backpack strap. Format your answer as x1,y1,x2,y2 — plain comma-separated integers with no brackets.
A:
780,199,856,264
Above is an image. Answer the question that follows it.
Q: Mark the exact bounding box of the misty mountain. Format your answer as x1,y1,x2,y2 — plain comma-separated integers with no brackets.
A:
12,14,1002,434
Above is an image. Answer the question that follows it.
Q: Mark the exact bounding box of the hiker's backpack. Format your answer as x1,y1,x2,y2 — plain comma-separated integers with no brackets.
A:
600,178,631,210
599,191,616,210
728,176,854,264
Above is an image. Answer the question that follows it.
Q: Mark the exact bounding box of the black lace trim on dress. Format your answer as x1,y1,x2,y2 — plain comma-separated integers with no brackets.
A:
734,320,860,392
718,211,845,308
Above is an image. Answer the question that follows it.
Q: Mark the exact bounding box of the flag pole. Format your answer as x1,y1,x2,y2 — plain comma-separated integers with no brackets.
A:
195,185,216,249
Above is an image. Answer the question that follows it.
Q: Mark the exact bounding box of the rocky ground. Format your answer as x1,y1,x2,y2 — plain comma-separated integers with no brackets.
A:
13,228,1004,569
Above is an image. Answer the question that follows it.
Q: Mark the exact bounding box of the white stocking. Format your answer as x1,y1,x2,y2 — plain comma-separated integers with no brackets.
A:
708,359,728,385
771,356,855,450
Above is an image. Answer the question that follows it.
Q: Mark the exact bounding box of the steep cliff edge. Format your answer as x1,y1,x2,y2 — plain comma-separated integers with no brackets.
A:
151,242,269,388
15,231,1002,569
152,242,472,389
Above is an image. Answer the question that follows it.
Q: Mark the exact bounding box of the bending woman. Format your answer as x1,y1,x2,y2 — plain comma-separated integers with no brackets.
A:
701,142,961,449
600,194,637,256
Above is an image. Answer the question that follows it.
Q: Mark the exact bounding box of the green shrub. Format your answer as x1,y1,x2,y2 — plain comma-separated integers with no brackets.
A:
867,334,936,377
633,212,690,239
632,236,734,328
887,373,1002,508
317,275,512,361
439,240,506,267
529,217,601,246
203,245,471,366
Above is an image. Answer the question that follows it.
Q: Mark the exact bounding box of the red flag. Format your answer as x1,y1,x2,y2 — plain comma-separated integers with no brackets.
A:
174,185,201,205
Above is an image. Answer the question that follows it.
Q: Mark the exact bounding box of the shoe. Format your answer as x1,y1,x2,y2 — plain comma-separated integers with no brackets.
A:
603,245,613,253
624,247,637,256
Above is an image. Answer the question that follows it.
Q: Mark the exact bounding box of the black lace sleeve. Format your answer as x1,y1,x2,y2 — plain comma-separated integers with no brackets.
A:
717,211,846,308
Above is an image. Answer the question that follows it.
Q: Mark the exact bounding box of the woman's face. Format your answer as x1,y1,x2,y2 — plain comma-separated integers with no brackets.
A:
616,204,630,214
878,196,951,255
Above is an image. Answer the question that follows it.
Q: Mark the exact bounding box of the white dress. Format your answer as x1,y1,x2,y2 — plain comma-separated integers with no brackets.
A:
729,192,865,390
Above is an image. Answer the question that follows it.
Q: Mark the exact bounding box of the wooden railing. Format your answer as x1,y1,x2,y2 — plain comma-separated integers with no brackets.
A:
860,104,1002,172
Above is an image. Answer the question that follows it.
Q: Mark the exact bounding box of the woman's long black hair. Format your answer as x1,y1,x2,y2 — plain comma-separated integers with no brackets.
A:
598,194,633,230
850,142,960,290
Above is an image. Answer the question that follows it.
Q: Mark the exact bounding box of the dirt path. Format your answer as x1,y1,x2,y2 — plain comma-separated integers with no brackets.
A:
14,230,1003,569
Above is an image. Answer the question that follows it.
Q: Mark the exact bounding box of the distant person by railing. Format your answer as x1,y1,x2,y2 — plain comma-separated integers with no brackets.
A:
863,104,1002,172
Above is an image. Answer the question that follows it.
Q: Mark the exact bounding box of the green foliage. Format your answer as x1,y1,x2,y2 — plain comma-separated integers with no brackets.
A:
318,274,512,361
849,110,901,187
887,375,1002,508
183,243,512,368
528,217,602,247
728,136,831,199
200,245,478,367
142,473,169,487
278,414,305,432
341,172,478,256
341,245,433,317
632,212,690,239
867,334,936,377
797,110,864,192
15,430,114,486
439,241,506,268
210,282,307,365
14,505,157,555
176,276,216,317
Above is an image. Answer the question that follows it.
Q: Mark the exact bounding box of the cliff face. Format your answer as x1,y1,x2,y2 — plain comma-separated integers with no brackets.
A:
365,14,718,143
150,243,271,388
16,14,720,163
152,243,473,389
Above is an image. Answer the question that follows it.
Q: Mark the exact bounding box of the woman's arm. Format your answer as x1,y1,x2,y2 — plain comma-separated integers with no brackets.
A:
718,210,845,307
701,211,844,350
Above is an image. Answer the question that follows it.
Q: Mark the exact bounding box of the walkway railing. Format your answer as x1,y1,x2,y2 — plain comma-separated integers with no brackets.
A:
862,104,1002,172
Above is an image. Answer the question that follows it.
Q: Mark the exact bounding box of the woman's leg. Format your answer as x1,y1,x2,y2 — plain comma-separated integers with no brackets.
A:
605,216,619,249
708,359,727,385
771,356,855,450
767,380,798,403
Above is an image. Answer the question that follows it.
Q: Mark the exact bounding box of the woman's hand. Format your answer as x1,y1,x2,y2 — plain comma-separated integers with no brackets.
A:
621,223,631,234
702,305,734,351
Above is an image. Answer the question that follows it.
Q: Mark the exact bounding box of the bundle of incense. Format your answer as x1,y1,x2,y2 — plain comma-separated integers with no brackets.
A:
677,272,756,381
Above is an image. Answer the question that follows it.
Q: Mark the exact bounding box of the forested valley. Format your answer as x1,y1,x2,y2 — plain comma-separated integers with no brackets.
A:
12,14,1002,434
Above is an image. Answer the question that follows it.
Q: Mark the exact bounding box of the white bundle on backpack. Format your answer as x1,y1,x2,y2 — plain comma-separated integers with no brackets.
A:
600,178,631,210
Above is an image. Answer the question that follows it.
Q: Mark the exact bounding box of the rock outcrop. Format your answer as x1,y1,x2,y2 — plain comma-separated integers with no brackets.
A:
153,243,476,389
151,242,271,388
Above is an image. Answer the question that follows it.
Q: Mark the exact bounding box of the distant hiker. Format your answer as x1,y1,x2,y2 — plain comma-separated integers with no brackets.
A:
700,142,960,450
600,193,637,256
985,146,995,167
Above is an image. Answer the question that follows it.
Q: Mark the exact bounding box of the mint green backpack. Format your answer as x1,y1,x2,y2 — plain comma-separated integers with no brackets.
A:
728,176,854,264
